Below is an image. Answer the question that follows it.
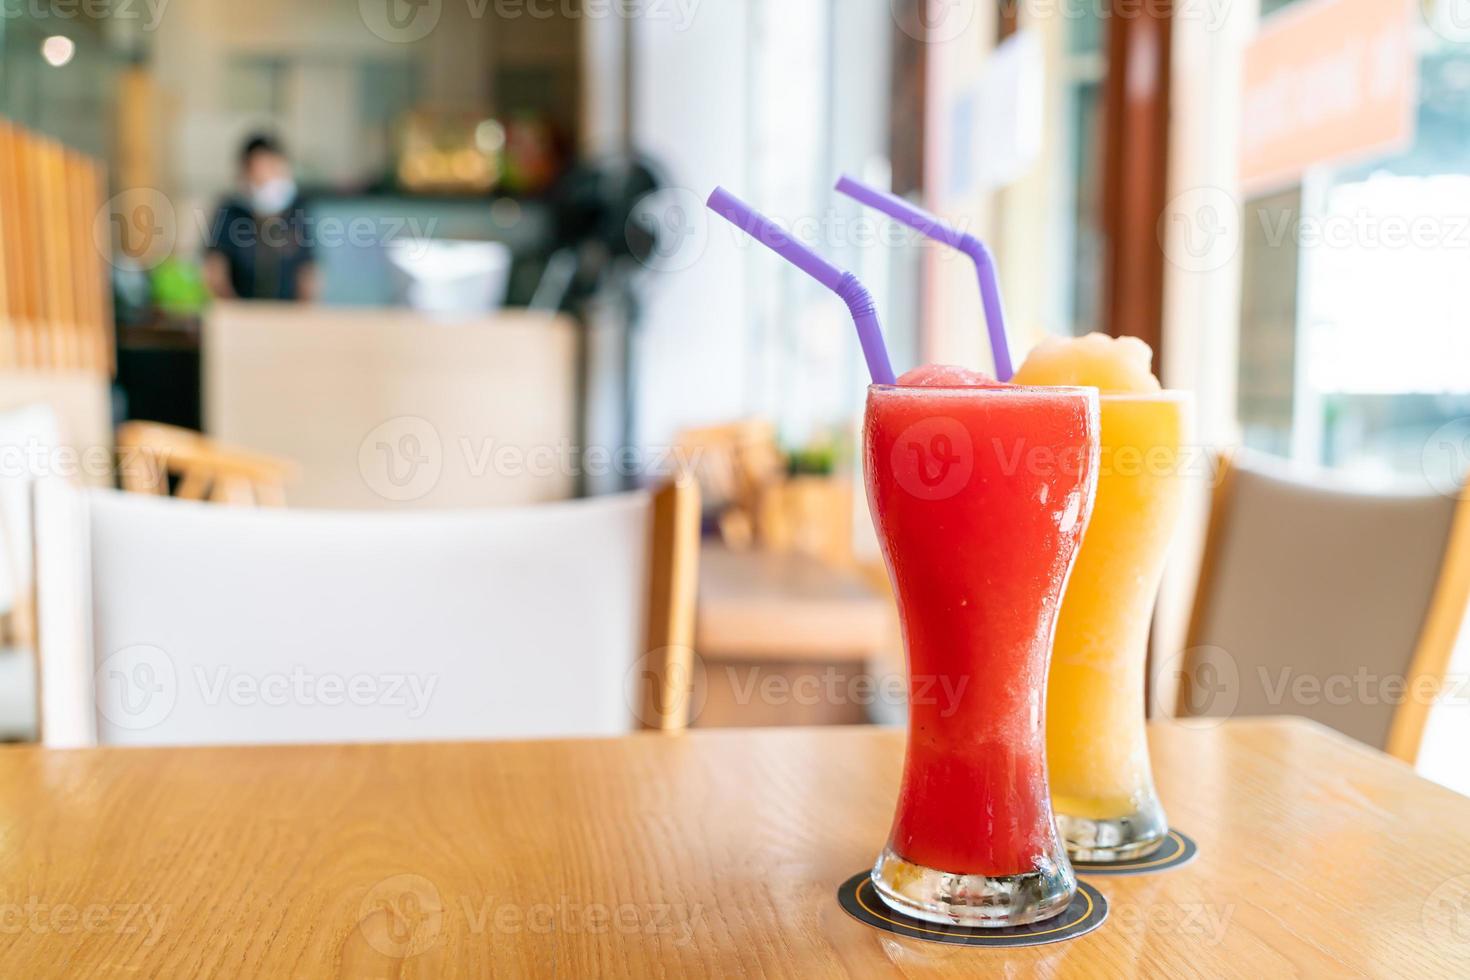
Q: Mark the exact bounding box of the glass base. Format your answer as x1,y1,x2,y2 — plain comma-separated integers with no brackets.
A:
870,845,1076,928
1057,802,1168,863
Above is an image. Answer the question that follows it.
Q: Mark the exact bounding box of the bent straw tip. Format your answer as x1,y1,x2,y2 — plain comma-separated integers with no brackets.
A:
706,186,739,211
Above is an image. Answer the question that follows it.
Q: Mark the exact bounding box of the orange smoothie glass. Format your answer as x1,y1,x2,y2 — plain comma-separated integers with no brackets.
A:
1048,393,1189,860
1014,335,1189,861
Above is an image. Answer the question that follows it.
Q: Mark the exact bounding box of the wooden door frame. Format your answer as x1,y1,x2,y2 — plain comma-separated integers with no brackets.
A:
1100,0,1174,364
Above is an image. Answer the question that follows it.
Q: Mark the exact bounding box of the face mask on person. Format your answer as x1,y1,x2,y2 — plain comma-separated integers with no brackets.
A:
249,177,297,216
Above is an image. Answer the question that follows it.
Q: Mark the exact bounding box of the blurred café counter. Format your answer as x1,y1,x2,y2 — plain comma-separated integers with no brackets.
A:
204,302,577,510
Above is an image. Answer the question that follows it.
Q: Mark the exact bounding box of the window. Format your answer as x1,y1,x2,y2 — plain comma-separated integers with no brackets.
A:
1237,5,1470,482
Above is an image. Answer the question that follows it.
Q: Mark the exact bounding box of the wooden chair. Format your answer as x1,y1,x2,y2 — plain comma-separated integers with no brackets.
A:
116,421,297,507
33,477,699,746
675,419,786,549
675,418,856,566
1175,450,1470,765
756,476,857,569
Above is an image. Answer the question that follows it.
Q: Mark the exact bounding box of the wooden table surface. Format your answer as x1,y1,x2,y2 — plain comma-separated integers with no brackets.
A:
2,718,1468,977
694,544,899,727
696,542,892,661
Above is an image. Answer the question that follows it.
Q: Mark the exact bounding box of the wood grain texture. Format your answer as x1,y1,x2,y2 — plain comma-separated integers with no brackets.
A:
0,119,113,374
4,120,42,365
640,475,701,731
1389,483,1470,761
36,135,75,362
0,719,1467,977
1101,0,1173,363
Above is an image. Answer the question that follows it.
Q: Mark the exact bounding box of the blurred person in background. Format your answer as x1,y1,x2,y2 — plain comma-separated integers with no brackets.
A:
204,134,319,303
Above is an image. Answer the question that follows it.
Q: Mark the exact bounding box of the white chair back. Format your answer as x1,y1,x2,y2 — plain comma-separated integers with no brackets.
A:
36,483,694,747
1179,451,1469,758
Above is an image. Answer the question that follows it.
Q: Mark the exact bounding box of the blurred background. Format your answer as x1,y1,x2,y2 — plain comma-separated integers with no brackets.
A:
2,1,1469,782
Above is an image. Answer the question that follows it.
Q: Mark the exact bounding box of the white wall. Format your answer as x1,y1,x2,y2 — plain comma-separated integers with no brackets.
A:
629,3,752,449
579,6,627,157
918,6,1001,373
630,0,895,452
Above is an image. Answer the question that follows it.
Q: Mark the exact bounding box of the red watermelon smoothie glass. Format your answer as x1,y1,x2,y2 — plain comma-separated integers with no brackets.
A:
865,369,1099,926
703,186,1094,927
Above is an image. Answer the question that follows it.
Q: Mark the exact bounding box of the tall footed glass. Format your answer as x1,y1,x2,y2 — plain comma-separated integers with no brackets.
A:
864,383,1100,927
1045,392,1190,861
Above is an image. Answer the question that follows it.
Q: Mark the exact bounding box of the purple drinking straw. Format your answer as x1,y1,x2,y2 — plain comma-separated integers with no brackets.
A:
707,186,896,386
834,175,1014,381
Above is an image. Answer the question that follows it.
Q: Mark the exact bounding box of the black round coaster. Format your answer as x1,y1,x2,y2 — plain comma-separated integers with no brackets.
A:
1071,829,1197,876
837,872,1107,948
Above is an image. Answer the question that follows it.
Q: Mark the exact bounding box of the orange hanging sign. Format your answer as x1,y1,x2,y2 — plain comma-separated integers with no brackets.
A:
1241,0,1417,193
